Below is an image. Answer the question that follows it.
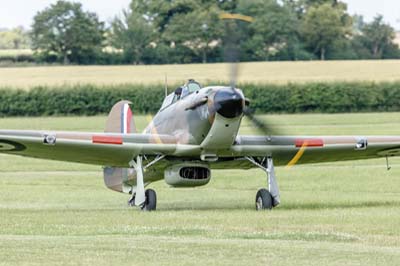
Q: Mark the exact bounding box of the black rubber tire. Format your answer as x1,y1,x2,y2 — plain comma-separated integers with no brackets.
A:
255,188,273,210
143,189,157,211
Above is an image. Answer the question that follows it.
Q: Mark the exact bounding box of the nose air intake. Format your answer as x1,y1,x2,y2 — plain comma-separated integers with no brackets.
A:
213,88,244,118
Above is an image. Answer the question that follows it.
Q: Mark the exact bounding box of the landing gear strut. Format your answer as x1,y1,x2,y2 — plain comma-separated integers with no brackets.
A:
128,156,157,211
246,156,280,211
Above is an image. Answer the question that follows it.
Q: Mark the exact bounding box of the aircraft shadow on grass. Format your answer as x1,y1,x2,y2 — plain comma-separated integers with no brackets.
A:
157,200,400,212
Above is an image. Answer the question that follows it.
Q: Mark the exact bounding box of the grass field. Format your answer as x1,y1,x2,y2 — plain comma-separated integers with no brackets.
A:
0,113,400,265
1,60,400,88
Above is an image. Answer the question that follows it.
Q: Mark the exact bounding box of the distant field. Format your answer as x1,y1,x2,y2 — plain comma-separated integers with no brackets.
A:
0,113,400,265
0,60,400,88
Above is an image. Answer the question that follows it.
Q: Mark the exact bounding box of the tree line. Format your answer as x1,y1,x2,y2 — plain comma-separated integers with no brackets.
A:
2,0,400,64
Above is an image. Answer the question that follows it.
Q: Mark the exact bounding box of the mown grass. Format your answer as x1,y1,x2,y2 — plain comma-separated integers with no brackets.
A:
0,113,400,265
0,60,400,88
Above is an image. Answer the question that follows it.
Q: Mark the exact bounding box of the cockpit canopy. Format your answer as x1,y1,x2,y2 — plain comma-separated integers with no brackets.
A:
160,79,202,110
182,79,201,97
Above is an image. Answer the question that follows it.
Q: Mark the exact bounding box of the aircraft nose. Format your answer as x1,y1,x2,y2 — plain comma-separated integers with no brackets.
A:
213,88,244,118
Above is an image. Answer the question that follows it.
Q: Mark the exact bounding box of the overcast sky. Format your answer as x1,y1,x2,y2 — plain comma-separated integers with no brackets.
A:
0,0,399,30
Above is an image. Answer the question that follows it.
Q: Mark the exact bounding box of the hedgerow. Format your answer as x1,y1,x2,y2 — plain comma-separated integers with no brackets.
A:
0,82,399,116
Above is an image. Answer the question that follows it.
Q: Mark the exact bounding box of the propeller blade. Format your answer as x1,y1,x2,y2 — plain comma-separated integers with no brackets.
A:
229,60,239,90
221,18,241,90
220,13,253,91
243,108,280,136
220,14,280,136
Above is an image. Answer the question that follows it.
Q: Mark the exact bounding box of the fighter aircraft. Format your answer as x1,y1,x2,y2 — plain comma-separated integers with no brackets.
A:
0,77,400,211
1,14,400,211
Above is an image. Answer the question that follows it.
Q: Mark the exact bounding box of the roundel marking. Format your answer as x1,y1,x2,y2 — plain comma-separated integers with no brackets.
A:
0,140,26,151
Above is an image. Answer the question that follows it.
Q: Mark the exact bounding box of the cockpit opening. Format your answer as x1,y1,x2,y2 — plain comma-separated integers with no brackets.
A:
160,79,202,110
180,79,202,99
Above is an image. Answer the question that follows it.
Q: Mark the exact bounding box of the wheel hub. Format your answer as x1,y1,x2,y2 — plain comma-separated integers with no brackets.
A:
256,197,263,210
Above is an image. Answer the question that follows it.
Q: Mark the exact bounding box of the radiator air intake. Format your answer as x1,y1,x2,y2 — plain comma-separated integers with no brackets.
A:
179,167,210,180
165,164,211,187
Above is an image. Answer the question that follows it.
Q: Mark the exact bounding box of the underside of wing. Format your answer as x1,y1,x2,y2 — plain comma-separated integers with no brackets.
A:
0,130,199,167
227,135,400,167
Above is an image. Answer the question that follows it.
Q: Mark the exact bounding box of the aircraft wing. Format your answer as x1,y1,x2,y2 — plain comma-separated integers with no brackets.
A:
228,135,400,167
2,131,400,168
0,130,199,167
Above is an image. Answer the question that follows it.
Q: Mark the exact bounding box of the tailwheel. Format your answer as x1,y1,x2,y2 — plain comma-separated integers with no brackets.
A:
142,189,157,211
255,188,273,210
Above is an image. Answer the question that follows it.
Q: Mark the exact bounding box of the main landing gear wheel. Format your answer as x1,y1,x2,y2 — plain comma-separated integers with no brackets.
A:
141,189,157,211
255,188,273,210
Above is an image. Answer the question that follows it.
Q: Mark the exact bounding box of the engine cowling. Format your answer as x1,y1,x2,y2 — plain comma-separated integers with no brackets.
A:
164,163,211,187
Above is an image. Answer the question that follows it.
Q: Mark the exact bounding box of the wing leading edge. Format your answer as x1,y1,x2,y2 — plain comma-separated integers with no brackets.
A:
228,135,400,166
0,130,199,167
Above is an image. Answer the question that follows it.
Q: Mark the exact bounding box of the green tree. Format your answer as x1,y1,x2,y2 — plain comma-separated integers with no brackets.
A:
0,27,30,49
283,0,341,18
110,2,154,64
142,0,198,33
217,0,238,12
31,0,105,64
301,3,352,60
163,5,222,63
124,0,225,63
355,15,398,59
238,0,311,61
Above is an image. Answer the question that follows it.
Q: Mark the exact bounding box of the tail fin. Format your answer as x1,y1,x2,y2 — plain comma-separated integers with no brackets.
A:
104,101,137,193
105,100,136,134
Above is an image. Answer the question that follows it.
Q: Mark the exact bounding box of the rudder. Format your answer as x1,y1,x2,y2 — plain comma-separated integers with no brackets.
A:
105,100,136,134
